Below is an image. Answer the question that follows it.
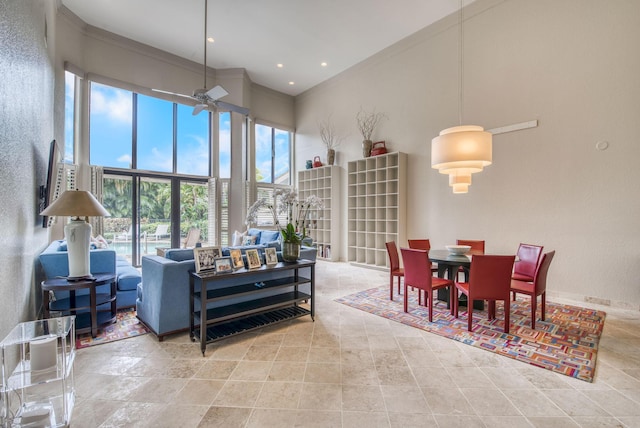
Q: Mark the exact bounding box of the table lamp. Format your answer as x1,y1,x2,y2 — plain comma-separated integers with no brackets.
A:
40,190,110,279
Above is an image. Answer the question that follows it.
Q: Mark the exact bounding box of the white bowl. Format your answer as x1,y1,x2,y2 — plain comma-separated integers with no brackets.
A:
446,245,471,255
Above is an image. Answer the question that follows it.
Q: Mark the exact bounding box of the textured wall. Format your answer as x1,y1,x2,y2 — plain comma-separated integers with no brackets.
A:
0,0,55,337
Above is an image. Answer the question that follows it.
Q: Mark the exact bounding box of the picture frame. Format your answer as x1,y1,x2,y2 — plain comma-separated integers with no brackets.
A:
265,247,278,266
245,249,262,270
194,246,219,273
214,257,233,274
229,249,244,270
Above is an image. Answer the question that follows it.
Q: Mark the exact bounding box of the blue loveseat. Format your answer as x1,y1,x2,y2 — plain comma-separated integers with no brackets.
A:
38,240,142,309
137,245,317,340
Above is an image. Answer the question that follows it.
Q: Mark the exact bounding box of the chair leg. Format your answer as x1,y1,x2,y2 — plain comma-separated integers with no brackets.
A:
390,275,393,301
427,291,433,323
467,294,473,332
541,291,546,321
529,294,537,330
504,299,510,334
403,282,409,313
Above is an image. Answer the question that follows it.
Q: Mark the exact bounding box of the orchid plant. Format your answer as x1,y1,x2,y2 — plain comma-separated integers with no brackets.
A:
246,188,325,244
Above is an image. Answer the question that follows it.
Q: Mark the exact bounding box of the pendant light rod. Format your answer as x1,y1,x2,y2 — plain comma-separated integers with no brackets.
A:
458,0,464,126
203,0,208,89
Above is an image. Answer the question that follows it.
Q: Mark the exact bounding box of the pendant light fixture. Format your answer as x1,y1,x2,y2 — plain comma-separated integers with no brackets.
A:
431,0,492,193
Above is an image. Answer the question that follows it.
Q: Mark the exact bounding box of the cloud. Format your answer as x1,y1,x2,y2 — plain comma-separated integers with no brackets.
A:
91,83,133,124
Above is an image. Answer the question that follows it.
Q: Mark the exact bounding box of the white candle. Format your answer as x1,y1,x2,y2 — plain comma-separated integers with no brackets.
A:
30,335,57,371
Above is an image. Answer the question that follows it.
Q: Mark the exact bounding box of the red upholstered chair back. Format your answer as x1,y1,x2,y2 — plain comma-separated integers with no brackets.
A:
513,243,543,279
457,239,485,254
385,241,401,272
534,251,555,295
468,255,515,300
400,248,432,290
408,239,431,250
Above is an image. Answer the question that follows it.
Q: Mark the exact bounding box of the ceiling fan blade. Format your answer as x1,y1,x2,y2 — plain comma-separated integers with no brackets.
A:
193,104,208,115
215,101,249,116
205,85,229,101
151,88,193,100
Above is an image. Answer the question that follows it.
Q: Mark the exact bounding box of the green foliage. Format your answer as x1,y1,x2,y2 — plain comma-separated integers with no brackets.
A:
280,223,301,244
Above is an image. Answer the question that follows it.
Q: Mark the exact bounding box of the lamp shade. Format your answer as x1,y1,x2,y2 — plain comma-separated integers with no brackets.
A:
40,190,110,218
431,125,492,174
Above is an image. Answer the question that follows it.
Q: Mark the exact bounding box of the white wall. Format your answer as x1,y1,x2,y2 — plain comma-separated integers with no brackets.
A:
295,0,640,309
0,0,57,336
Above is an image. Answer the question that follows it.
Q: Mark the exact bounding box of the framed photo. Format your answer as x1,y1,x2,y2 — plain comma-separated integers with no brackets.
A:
194,246,219,273
214,257,233,274
246,249,262,270
265,247,278,266
229,249,244,270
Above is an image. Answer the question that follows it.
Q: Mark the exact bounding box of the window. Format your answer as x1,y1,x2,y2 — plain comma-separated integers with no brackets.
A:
255,124,291,184
177,104,210,176
137,95,173,172
90,82,133,168
90,82,210,175
63,71,75,163
219,112,231,178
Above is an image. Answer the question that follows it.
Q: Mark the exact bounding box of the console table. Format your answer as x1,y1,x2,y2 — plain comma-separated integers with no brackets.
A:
41,273,117,338
189,259,315,356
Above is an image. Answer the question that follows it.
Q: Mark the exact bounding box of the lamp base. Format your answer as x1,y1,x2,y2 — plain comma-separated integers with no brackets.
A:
65,275,96,282
65,218,92,278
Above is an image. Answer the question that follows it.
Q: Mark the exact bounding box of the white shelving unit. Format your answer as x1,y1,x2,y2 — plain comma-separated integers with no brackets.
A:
298,165,341,261
347,152,407,270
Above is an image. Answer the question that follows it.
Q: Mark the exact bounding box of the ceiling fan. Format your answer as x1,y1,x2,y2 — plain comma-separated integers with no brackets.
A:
152,0,249,116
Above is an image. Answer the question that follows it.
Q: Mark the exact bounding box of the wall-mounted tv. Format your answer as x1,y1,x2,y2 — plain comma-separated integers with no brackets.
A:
41,140,58,228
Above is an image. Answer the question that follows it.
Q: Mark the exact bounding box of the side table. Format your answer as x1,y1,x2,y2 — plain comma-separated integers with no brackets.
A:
42,273,117,338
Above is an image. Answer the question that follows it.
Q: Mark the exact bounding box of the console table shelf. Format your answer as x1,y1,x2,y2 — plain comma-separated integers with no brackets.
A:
189,260,315,355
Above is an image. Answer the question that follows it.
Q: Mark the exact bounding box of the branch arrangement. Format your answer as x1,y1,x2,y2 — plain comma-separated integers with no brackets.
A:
318,115,344,150
356,107,387,141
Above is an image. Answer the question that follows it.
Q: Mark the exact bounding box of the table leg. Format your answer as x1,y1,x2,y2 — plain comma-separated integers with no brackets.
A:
90,284,97,338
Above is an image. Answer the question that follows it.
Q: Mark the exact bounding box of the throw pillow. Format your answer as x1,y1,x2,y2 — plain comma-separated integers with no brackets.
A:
232,230,247,246
242,235,257,246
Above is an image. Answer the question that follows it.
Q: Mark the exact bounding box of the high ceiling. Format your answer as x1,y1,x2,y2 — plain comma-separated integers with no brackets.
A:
60,0,467,96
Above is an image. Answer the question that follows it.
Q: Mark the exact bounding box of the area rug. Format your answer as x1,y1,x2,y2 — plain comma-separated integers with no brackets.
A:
76,308,149,349
335,285,606,382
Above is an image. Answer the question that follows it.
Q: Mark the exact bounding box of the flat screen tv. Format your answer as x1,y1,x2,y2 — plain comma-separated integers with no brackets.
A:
41,140,58,228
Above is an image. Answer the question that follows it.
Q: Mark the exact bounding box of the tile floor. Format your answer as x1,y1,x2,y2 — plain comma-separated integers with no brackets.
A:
71,261,640,427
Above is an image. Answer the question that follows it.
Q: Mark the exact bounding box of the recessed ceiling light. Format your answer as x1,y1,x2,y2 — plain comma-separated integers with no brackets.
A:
277,63,284,68
321,62,328,67
207,37,215,43
288,81,295,85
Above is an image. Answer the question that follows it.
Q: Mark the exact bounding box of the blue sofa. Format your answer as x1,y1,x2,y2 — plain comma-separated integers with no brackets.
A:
137,246,317,340
38,240,142,309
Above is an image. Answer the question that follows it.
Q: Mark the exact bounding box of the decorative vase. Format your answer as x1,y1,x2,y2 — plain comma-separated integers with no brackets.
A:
327,149,335,166
282,242,301,262
362,139,372,158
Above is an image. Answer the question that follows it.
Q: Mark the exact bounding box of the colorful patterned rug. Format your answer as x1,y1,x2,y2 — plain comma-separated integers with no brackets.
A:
335,285,606,382
76,308,149,349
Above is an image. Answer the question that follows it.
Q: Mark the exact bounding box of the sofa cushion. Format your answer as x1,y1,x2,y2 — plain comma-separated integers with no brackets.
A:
231,230,247,246
165,248,195,261
242,235,257,246
258,229,280,245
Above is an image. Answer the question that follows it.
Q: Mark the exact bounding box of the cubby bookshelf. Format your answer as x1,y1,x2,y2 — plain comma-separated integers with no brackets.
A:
347,152,407,269
298,165,340,261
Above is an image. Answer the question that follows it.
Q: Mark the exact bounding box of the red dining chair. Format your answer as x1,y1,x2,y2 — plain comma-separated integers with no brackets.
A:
456,239,485,281
456,239,485,254
511,250,555,330
511,243,544,283
408,239,438,274
400,248,453,322
453,254,516,333
385,241,404,301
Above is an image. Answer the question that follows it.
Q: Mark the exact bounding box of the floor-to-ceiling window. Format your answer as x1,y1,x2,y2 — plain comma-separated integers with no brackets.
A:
89,81,213,265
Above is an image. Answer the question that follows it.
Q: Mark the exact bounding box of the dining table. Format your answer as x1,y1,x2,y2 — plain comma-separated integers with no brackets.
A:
428,249,485,310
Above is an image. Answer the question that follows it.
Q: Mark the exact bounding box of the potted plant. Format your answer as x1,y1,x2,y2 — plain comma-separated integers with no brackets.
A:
246,189,324,262
318,115,344,166
356,107,387,158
